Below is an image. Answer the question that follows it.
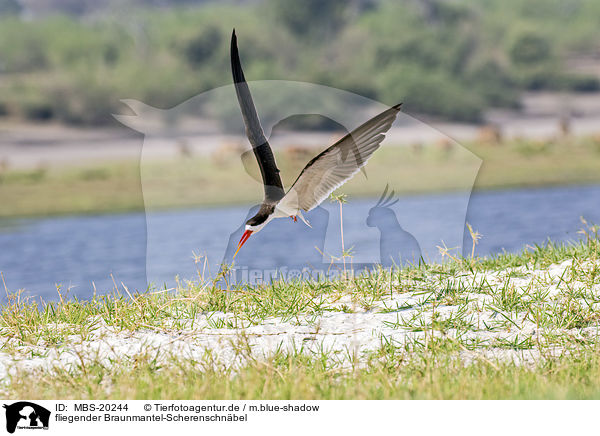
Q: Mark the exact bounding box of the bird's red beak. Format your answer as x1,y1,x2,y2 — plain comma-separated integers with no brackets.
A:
233,229,253,259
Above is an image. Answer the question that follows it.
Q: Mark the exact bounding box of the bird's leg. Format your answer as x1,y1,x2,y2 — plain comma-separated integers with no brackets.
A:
291,215,297,222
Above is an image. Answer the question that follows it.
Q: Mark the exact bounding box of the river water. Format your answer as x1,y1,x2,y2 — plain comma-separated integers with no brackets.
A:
0,184,598,301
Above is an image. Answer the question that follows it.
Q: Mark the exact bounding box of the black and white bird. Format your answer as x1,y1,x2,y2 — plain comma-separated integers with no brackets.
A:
231,30,402,258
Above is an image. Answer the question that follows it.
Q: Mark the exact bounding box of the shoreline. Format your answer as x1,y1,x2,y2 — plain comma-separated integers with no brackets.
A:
2,90,600,170
1,235,599,399
1,134,600,219
1,179,600,222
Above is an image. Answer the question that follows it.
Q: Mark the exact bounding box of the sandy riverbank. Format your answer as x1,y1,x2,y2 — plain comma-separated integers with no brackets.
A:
1,92,600,170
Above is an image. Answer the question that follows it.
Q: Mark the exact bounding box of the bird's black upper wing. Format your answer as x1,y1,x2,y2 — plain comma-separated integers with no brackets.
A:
278,104,402,213
231,29,285,203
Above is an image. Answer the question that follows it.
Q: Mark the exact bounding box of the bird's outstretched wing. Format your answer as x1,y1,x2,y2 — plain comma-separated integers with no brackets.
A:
278,104,401,213
231,29,285,203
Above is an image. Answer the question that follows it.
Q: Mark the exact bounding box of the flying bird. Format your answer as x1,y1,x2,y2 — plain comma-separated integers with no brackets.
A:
231,30,402,258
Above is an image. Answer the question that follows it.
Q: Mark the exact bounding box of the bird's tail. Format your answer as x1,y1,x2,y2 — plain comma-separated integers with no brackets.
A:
297,210,311,228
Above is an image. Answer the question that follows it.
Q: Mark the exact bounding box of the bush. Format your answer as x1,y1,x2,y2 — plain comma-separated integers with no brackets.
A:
183,26,222,66
377,66,484,122
560,74,600,92
509,32,552,65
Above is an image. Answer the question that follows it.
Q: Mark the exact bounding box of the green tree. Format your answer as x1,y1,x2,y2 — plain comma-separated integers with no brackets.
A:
268,0,348,40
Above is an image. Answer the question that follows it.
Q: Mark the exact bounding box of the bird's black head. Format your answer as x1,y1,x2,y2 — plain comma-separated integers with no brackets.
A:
234,203,276,259
245,203,275,228
246,213,268,227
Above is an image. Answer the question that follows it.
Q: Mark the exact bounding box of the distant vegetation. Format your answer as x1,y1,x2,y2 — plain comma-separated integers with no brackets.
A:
0,0,599,125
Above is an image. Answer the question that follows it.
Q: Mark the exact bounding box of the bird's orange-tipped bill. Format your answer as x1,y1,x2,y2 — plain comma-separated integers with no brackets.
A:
233,230,253,259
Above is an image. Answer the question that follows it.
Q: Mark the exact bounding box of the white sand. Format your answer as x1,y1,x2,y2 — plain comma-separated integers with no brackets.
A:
1,259,599,378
